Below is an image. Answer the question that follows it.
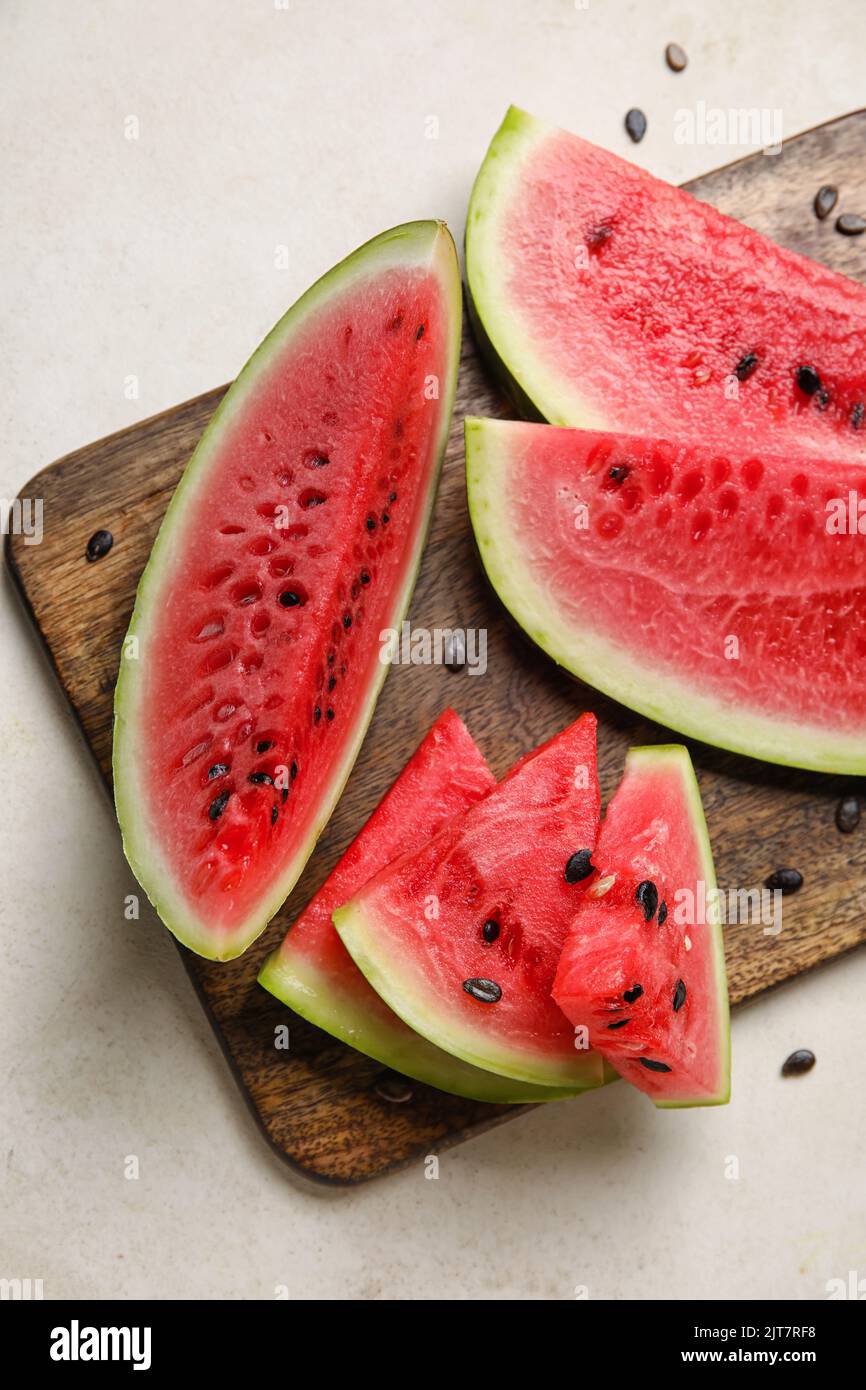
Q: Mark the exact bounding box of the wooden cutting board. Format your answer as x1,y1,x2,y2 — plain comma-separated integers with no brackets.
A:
8,111,866,1184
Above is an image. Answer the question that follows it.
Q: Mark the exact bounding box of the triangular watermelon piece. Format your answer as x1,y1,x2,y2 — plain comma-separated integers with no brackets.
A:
260,709,593,1102
334,713,607,1090
553,745,730,1107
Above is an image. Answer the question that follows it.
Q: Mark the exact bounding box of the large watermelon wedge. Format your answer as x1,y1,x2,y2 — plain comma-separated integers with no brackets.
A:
114,223,461,960
553,745,730,1108
466,107,866,461
334,713,608,1089
259,709,593,1101
466,418,866,774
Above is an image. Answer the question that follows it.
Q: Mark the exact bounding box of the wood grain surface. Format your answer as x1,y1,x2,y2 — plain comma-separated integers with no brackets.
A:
7,111,866,1184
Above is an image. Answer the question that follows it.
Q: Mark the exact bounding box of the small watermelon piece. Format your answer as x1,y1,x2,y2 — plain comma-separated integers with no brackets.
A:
466,417,866,774
553,745,730,1107
334,713,607,1090
114,222,461,960
260,709,586,1102
467,107,866,461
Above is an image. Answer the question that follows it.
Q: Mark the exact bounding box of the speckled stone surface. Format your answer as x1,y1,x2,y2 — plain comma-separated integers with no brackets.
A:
2,0,865,1299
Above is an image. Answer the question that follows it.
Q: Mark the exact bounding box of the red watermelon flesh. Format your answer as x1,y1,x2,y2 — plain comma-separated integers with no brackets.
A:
334,713,607,1089
466,417,866,774
553,745,730,1107
114,223,461,960
467,108,866,461
259,709,594,1101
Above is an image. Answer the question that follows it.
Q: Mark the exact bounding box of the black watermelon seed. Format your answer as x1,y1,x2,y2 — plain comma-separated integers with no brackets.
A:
623,985,643,1005
851,402,865,430
359,569,371,585
271,805,278,826
415,324,425,340
837,212,866,237
625,108,647,143
279,590,304,608
208,790,230,821
290,761,298,780
308,454,329,468
343,613,352,629
366,515,377,531
607,1018,631,1030
673,978,687,1012
639,1057,672,1073
256,740,273,753
389,491,397,503
248,771,273,785
735,352,759,381
328,675,336,691
764,867,803,894
608,465,629,483
462,977,502,1004
326,707,334,721
635,879,659,921
314,706,321,724
482,919,500,943
281,787,288,803
814,185,838,220
657,899,668,926
564,849,595,883
817,388,831,410
781,1048,816,1077
835,795,861,833
382,513,390,525
207,763,229,781
665,42,687,72
796,364,822,396
85,529,114,562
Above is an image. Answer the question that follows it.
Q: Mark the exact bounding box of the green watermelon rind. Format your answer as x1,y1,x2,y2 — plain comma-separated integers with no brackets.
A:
618,744,730,1109
333,900,608,1091
257,947,590,1104
465,416,866,775
113,223,462,961
465,106,607,429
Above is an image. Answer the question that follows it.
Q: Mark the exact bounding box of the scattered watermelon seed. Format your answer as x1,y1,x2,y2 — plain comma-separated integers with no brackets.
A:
462,977,502,1004
564,849,595,883
835,795,860,833
665,42,687,71
640,1057,672,1073
814,185,838,220
625,108,647,143
851,402,864,430
308,454,329,468
290,761,298,780
796,364,822,396
657,899,668,926
673,978,687,1012
343,613,352,629
623,984,643,1005
271,805,278,826
735,353,759,381
281,787,288,803
382,512,390,525
86,529,114,562
817,389,831,410
764,867,803,894
836,212,866,236
635,879,659,921
208,791,230,821
328,675,336,691
781,1048,815,1077
588,873,616,899
256,740,273,753
415,324,425,340
684,934,692,952
607,1018,631,1030
279,590,304,608
482,919,500,943
207,763,229,780
248,771,273,785
609,465,629,483
314,706,321,724
366,515,377,531
326,707,334,721
359,569,371,585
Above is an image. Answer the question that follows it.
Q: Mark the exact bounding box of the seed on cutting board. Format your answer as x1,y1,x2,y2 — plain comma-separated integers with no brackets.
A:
625,108,647,144
764,867,803,894
835,794,861,833
462,977,502,1004
635,879,659,921
664,42,688,72
208,790,230,821
734,352,759,381
781,1048,815,1077
564,848,595,883
673,978,687,1012
623,984,643,1005
481,919,500,943
836,212,866,236
814,185,838,220
639,1057,671,1073
85,528,114,562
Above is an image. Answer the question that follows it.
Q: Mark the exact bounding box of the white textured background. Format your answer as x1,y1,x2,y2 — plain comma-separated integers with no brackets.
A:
2,0,865,1300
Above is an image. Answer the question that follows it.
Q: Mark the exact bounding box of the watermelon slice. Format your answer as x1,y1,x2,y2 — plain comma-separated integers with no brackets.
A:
553,745,730,1107
259,708,592,1102
466,418,866,774
466,107,866,461
114,222,461,960
334,713,608,1089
